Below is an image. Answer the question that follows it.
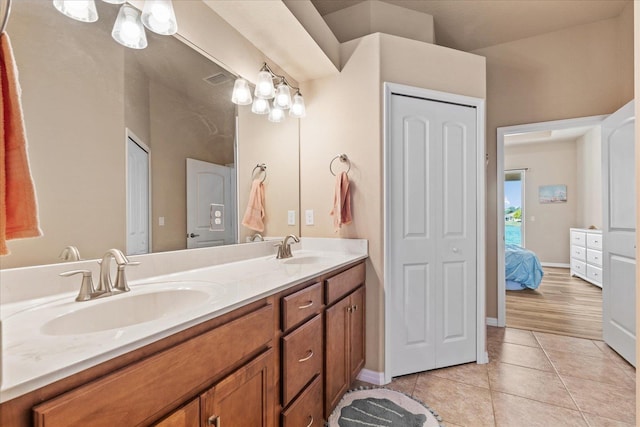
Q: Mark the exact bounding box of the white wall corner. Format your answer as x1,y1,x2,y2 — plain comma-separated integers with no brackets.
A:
357,369,387,386
486,317,499,327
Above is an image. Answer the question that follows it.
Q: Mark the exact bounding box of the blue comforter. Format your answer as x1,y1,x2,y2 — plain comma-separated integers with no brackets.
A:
506,244,544,289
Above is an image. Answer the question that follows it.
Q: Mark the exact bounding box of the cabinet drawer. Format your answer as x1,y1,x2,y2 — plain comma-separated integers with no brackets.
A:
571,245,586,261
571,259,586,275
282,282,322,332
153,399,199,427
586,233,602,250
282,314,323,406
586,264,603,284
571,231,586,246
33,304,274,427
326,263,365,305
586,249,603,267
281,375,323,427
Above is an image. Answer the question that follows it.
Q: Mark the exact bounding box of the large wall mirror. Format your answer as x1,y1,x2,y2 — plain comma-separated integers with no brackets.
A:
2,0,300,269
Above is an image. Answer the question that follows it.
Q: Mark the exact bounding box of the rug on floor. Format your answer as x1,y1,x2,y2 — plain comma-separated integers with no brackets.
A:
327,387,443,427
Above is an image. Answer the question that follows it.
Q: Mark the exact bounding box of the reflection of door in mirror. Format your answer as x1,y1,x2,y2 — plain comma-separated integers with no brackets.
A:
127,134,150,255
504,170,525,247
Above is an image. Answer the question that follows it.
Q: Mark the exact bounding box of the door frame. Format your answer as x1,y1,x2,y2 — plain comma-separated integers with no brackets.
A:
496,115,607,327
383,82,487,384
125,128,152,254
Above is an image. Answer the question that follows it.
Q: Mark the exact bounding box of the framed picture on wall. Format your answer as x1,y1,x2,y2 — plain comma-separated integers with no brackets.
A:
539,185,567,203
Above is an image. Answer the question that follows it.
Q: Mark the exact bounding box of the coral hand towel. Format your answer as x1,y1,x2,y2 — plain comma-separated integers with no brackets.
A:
1,33,42,256
241,179,265,232
330,171,352,232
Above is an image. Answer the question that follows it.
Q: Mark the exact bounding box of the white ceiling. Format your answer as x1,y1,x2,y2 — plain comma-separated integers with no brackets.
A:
310,0,630,51
504,125,595,146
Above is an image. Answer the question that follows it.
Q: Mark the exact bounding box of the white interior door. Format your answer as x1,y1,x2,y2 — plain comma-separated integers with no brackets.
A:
127,137,150,255
186,158,236,248
388,93,477,378
602,100,636,366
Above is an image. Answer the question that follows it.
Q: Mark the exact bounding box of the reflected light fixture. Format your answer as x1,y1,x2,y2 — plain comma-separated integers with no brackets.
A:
231,62,307,122
53,0,99,22
141,0,177,35
112,4,147,49
101,0,126,4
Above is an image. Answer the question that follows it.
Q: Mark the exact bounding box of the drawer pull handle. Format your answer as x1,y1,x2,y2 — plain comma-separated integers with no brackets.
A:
298,301,314,309
353,304,358,311
306,415,314,427
208,415,220,427
299,350,314,362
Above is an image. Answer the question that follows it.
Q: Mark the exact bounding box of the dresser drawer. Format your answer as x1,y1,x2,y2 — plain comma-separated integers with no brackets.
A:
586,233,602,250
586,249,602,267
282,314,323,406
326,263,365,305
571,245,586,261
282,282,322,332
571,259,586,275
586,264,603,284
281,375,323,427
571,231,586,246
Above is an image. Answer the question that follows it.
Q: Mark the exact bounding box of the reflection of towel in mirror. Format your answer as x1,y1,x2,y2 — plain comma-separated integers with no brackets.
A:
0,33,42,256
330,171,352,232
241,179,265,232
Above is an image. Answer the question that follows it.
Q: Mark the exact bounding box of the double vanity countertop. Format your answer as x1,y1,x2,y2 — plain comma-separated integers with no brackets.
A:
0,238,368,403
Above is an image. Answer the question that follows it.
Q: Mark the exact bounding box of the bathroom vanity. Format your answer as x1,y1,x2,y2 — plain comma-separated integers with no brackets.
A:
0,239,367,426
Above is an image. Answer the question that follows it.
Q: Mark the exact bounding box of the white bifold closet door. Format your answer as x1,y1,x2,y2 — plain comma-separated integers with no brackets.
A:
388,93,477,378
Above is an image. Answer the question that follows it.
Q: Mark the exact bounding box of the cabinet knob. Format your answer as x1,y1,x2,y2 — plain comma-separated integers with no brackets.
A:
208,415,220,427
306,415,314,427
298,350,314,363
353,304,358,311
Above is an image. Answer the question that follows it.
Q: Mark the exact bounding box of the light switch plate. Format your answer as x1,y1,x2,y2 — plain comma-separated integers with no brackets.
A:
158,216,165,226
288,210,296,225
305,209,314,225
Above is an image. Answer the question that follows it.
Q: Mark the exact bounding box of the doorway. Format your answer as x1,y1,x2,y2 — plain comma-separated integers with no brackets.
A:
504,170,525,247
126,131,151,255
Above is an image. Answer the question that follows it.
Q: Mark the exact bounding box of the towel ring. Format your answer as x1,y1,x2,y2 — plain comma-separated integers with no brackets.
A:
0,0,12,34
329,154,351,176
252,163,267,183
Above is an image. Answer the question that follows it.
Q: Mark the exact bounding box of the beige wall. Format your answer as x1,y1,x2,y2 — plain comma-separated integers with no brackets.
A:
474,8,634,318
300,33,485,372
505,141,578,264
575,127,603,229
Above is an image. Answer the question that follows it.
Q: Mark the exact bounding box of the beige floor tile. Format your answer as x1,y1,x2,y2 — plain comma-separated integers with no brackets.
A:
546,349,635,388
388,373,419,395
492,391,588,427
533,331,603,357
592,341,637,381
501,327,540,347
582,412,636,427
488,341,554,371
413,374,495,426
424,362,489,389
562,375,636,425
488,362,577,410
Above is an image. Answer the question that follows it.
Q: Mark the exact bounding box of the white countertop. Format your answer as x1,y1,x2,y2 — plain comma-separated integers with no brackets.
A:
0,239,367,403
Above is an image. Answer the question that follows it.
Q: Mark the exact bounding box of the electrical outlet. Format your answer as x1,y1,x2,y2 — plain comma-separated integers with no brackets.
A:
158,216,165,226
288,210,296,225
305,209,314,225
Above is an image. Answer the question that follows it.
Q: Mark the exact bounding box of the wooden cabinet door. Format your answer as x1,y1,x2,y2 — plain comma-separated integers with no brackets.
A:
324,296,350,418
200,349,274,427
349,287,365,381
153,399,199,427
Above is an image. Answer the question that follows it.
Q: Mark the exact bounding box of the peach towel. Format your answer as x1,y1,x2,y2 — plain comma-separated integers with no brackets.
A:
0,33,42,256
330,171,352,232
241,179,265,232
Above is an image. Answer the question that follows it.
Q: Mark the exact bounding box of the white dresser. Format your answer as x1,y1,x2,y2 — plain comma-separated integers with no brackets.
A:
570,228,603,287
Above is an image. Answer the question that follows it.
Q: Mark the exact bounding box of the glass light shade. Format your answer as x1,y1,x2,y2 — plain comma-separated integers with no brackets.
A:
289,93,306,118
268,106,285,123
231,78,253,105
53,0,98,22
112,4,148,49
141,0,178,35
251,98,271,115
101,0,126,4
254,70,275,99
273,82,292,109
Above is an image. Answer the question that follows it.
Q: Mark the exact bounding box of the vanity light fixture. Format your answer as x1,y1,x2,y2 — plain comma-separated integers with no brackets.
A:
53,0,177,50
231,62,307,121
53,0,99,23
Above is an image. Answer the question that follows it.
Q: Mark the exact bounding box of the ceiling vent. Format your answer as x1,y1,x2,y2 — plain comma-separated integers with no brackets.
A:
204,72,231,86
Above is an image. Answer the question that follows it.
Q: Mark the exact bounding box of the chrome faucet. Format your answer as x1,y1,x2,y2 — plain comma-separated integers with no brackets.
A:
249,233,264,242
275,234,300,259
58,245,81,262
98,249,139,293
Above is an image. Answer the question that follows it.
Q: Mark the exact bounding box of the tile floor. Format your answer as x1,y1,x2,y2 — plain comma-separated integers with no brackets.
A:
357,327,636,426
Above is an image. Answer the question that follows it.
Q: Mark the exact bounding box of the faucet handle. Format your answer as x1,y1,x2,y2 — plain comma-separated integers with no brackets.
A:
60,270,96,302
113,261,140,292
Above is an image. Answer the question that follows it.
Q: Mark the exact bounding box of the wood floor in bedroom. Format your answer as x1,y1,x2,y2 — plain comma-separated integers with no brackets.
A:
506,267,603,340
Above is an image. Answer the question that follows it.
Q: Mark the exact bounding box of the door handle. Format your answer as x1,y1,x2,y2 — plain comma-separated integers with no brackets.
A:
452,248,459,253
188,233,200,238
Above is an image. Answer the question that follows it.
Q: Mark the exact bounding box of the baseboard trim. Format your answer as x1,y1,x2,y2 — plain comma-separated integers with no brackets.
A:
541,262,570,268
486,317,499,327
357,369,386,386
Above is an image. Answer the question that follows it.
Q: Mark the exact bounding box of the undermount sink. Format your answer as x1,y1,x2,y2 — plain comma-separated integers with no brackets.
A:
41,283,221,336
282,255,334,265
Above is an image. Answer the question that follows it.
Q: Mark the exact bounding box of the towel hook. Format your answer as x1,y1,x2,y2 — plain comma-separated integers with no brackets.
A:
252,163,267,183
329,154,351,176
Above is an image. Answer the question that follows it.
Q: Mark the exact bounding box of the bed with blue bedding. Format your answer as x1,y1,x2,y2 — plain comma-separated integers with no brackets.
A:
505,244,544,290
